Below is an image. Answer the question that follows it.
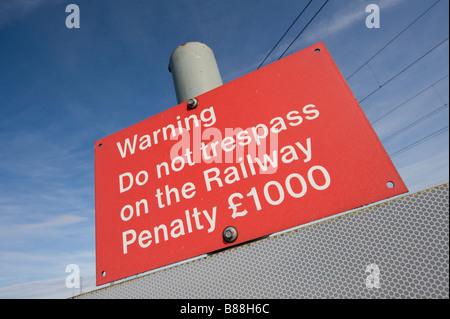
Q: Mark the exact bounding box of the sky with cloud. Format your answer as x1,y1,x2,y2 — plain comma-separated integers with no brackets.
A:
0,0,448,298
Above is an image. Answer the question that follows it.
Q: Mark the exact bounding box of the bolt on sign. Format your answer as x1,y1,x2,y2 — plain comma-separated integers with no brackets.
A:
95,42,408,285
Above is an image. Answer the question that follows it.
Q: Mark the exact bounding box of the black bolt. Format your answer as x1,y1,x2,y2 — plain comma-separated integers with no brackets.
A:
223,226,238,243
187,98,198,110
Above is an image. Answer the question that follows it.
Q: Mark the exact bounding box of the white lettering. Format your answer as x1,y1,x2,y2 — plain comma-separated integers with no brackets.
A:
122,230,136,254
116,135,137,158
366,4,380,29
121,206,217,254
65,4,80,29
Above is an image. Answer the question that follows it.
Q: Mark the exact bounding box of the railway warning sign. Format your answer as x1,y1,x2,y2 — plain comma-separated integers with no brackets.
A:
95,42,407,285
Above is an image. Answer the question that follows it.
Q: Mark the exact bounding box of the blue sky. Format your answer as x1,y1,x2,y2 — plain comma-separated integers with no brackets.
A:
0,0,448,298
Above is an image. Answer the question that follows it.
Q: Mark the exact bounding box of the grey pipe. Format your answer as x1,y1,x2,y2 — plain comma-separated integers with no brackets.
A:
169,42,223,104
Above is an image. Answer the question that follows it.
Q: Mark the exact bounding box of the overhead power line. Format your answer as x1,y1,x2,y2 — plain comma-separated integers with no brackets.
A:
277,0,330,61
371,74,449,125
381,103,449,144
389,125,449,158
257,0,313,70
346,0,441,81
358,37,449,104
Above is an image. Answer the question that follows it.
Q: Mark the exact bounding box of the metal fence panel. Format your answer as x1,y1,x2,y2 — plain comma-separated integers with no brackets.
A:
77,184,449,299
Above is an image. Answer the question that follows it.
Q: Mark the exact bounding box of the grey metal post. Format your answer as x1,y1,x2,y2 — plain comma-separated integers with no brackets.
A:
169,42,223,104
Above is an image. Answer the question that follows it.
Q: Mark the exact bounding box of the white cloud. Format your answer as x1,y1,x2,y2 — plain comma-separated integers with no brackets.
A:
0,272,97,299
0,277,67,299
302,0,406,42
0,249,96,298
19,214,87,231
0,0,62,29
398,151,449,193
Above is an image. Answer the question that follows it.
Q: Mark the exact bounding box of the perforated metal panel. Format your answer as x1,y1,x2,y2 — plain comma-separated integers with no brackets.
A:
77,184,449,299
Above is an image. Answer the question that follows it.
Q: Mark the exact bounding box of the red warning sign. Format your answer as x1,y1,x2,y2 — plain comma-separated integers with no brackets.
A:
95,42,407,285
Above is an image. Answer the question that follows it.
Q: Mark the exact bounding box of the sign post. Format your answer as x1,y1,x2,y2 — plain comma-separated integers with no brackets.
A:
95,42,408,286
169,42,223,104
